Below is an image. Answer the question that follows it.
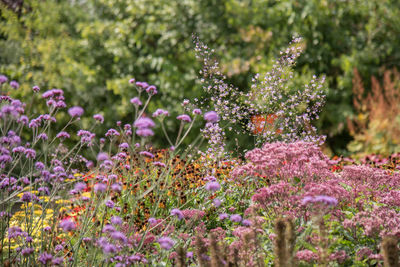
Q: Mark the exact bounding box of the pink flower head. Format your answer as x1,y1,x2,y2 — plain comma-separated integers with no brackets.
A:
177,114,191,123
158,237,175,250
134,117,155,129
136,128,154,137
97,152,109,162
136,81,149,89
171,208,184,220
152,109,169,118
93,114,104,123
129,78,135,84
146,85,157,95
204,111,219,123
193,109,202,115
205,181,221,192
10,80,19,89
32,85,40,93
130,97,142,106
59,219,76,232
68,106,84,118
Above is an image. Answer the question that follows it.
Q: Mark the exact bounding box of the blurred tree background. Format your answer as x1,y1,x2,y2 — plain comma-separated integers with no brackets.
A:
1,0,400,156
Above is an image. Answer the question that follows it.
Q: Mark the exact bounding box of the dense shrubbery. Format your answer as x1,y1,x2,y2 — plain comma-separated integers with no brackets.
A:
2,38,400,266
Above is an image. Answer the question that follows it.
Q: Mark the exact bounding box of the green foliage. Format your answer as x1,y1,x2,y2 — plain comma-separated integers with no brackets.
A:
2,0,400,153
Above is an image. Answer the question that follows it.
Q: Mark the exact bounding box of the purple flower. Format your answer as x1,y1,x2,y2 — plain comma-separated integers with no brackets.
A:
32,85,40,92
97,152,109,162
68,106,84,117
12,146,25,153
136,81,149,89
130,97,142,106
105,128,120,138
171,208,184,220
219,213,229,220
38,252,53,265
56,131,70,139
146,85,157,95
24,148,36,159
94,183,107,193
111,216,123,225
193,109,202,115
111,183,122,192
74,182,86,192
129,78,135,84
102,243,117,254
148,217,157,225
93,114,104,123
110,231,127,243
10,80,19,89
205,181,221,192
139,151,154,158
213,198,222,207
314,195,338,206
52,257,63,266
153,161,166,168
230,214,242,223
187,251,194,258
59,219,76,232
301,195,338,206
152,109,169,118
21,192,37,202
158,237,175,250
119,142,129,150
242,219,252,226
136,128,154,137
0,75,8,84
105,200,115,208
102,224,116,233
204,111,219,123
134,117,155,129
37,133,48,140
177,114,191,123
21,247,34,256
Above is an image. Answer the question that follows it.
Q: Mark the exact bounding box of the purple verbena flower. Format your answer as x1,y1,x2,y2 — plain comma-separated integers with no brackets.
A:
59,219,76,232
219,213,229,220
38,252,53,265
130,97,142,106
177,114,191,123
93,114,104,123
105,200,115,208
170,208,184,220
10,80,19,89
32,85,40,93
134,117,155,129
94,183,107,193
204,111,219,123
205,181,221,192
0,75,8,84
56,131,70,139
97,152,109,162
146,85,157,95
193,109,202,115
136,128,154,137
152,109,169,118
230,214,242,223
139,151,154,158
111,216,123,225
158,237,175,250
105,128,120,138
68,106,84,117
